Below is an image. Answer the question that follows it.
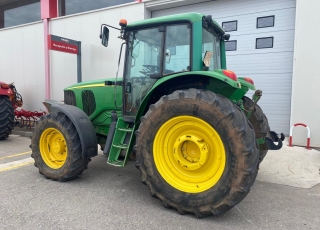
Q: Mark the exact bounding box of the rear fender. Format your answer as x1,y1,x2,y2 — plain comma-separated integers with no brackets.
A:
229,78,256,102
49,103,98,158
134,71,241,124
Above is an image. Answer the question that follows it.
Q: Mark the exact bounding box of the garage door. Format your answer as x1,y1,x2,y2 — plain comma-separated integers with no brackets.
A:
152,0,296,135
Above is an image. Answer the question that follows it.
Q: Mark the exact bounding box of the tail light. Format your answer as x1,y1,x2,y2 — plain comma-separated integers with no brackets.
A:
244,77,254,85
222,70,237,81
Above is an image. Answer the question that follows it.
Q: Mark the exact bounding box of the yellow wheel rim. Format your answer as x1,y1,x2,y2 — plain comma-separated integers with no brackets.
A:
39,128,68,169
153,116,226,193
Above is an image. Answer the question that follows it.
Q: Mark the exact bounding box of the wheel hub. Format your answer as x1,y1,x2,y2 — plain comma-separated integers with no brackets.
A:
153,116,226,193
52,139,65,154
39,128,68,169
173,134,208,170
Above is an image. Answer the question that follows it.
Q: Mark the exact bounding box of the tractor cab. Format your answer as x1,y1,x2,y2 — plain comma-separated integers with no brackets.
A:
100,13,227,120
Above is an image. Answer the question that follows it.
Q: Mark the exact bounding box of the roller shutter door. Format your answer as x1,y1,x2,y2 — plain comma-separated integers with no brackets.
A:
152,0,296,135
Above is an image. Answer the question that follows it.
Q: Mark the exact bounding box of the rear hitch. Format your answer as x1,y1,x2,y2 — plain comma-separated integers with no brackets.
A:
265,131,285,150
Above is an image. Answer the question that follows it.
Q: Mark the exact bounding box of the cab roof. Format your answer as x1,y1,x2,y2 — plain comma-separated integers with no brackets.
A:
126,12,224,33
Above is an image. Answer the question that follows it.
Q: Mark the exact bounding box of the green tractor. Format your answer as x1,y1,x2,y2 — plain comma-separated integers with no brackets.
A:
31,13,284,217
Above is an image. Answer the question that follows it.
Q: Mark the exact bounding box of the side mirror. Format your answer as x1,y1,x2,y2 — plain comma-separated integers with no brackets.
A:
101,26,109,47
165,49,171,63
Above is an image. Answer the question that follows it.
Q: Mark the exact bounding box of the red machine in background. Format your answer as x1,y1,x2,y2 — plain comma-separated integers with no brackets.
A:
0,82,16,139
14,108,46,129
0,82,46,140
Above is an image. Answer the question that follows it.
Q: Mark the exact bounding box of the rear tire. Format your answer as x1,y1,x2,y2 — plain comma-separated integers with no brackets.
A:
0,96,14,140
135,89,259,217
31,112,89,181
242,96,270,163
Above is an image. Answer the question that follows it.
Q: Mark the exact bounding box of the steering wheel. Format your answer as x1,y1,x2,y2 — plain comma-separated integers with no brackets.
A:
139,64,159,76
143,65,159,72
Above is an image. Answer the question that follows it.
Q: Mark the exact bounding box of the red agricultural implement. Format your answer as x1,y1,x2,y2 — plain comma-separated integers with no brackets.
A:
0,82,46,139
14,108,46,129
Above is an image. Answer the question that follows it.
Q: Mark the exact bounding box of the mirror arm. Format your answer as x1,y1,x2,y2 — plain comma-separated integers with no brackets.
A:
99,24,120,39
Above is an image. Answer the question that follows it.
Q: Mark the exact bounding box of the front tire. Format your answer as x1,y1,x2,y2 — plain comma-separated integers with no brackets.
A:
135,89,259,217
0,96,14,140
31,112,89,181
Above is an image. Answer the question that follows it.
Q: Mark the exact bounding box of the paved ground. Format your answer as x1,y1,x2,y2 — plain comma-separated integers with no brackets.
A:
0,134,320,229
257,139,320,188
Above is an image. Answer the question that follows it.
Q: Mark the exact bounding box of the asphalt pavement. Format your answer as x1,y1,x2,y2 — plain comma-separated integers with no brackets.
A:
0,134,319,230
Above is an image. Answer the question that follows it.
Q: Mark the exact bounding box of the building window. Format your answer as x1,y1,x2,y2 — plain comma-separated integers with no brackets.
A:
59,0,132,16
222,20,237,32
256,37,274,49
257,16,275,28
225,40,237,51
0,0,40,29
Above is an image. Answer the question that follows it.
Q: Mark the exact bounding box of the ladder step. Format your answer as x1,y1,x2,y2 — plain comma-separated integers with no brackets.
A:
112,143,129,149
118,128,133,132
107,160,124,167
107,117,135,167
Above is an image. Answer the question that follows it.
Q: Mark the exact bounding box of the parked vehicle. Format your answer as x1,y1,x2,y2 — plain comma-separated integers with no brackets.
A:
0,82,22,140
31,13,284,217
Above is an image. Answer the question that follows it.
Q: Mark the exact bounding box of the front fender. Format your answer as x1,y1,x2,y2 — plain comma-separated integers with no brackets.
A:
50,103,98,158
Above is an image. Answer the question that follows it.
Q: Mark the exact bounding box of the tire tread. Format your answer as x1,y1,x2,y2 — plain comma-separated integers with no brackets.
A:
135,89,259,218
31,112,90,181
242,96,270,163
0,96,14,140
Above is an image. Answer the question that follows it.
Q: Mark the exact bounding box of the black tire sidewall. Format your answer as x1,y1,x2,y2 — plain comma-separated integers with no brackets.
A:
137,89,258,213
32,112,85,180
242,96,270,162
0,96,14,140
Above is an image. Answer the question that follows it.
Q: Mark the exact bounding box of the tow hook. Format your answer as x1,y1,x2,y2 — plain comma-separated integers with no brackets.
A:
265,131,285,150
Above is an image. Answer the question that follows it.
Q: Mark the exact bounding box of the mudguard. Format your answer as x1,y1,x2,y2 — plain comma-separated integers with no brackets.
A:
134,70,241,124
50,103,98,158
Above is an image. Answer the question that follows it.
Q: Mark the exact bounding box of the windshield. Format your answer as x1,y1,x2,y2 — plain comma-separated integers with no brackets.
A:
202,27,221,70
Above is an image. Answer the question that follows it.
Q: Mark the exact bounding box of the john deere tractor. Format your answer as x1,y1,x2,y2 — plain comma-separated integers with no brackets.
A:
31,13,284,217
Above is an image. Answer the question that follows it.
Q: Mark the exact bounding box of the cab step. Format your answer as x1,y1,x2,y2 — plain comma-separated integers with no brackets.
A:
117,128,133,132
106,117,135,167
112,143,129,149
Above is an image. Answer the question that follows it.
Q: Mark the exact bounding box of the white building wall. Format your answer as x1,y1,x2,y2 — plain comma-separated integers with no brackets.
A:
0,2,144,111
291,0,320,147
151,0,296,136
0,21,45,111
1,0,319,147
50,3,145,102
